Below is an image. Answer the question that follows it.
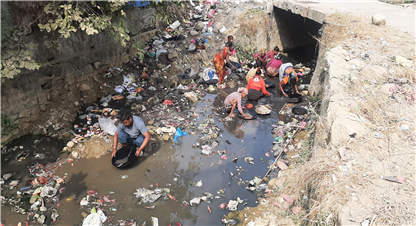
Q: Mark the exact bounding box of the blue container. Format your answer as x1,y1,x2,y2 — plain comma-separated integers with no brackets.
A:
128,0,150,7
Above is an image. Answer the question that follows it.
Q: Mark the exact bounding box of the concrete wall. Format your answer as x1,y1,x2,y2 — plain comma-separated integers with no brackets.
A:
273,7,322,52
1,7,157,144
223,3,322,58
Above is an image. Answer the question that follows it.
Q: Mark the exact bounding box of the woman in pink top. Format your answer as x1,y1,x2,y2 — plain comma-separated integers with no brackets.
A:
224,87,250,118
266,58,283,77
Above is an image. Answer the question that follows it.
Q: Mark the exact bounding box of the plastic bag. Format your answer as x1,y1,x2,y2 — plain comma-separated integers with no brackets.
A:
170,20,181,30
188,43,196,52
127,92,143,101
207,9,215,18
203,68,218,81
98,118,117,136
40,186,57,198
83,213,103,226
219,26,227,33
100,95,112,103
156,49,168,59
173,127,188,142
114,86,123,93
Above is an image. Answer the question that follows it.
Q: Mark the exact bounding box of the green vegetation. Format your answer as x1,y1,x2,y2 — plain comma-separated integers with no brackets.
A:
132,41,145,63
0,0,187,82
1,114,17,136
235,43,258,62
1,3,41,81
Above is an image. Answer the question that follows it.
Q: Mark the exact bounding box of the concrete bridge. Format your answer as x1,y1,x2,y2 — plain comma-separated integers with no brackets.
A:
271,0,415,36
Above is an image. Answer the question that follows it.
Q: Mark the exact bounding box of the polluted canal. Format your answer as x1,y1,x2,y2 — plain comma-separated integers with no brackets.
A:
2,70,314,225
1,1,318,224
55,90,291,225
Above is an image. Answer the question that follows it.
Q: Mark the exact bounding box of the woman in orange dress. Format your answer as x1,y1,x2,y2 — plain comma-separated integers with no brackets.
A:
213,45,229,89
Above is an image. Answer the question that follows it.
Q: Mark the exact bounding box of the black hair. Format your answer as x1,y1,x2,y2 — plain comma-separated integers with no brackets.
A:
255,69,261,75
255,59,262,68
227,35,234,40
119,110,132,121
289,77,297,88
273,46,280,52
227,41,233,48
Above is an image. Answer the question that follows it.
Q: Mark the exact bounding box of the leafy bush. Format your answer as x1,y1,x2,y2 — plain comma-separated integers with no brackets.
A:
132,41,146,63
1,114,17,136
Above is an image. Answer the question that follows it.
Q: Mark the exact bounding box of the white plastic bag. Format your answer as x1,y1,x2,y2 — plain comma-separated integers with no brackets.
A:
203,68,218,81
98,118,117,136
219,26,227,33
83,213,103,226
114,86,123,93
97,209,107,223
170,20,181,30
188,43,196,52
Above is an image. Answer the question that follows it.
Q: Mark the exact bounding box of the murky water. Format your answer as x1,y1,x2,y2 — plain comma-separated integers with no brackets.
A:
1,76,298,225
57,77,288,225
1,135,64,225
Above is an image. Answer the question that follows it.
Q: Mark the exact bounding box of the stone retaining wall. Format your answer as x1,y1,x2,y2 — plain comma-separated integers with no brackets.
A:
1,7,157,144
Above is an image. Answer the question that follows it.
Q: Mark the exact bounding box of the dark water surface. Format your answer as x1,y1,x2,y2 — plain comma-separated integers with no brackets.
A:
57,77,288,225
2,77,293,225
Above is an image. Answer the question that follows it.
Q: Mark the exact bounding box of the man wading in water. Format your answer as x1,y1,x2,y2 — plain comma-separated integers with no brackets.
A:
112,111,151,157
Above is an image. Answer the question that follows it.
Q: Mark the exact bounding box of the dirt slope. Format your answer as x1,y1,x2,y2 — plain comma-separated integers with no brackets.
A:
223,4,415,226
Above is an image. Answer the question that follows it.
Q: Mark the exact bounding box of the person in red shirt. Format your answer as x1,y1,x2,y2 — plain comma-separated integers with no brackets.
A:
246,69,271,101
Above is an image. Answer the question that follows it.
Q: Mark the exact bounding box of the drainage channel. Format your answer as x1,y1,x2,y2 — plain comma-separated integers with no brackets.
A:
1,21,319,226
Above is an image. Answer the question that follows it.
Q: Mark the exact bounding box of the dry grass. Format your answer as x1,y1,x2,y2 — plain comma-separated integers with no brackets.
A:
325,14,415,50
380,0,416,4
238,10,269,38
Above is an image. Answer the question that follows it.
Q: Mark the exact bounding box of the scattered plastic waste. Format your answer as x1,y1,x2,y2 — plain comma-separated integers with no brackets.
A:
151,217,159,226
170,20,181,30
219,203,228,209
381,175,404,184
173,127,188,142
227,200,238,211
134,188,170,204
244,157,254,165
190,197,201,206
222,218,237,225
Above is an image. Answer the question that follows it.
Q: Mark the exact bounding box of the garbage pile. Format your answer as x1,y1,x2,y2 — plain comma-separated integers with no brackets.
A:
1,156,72,225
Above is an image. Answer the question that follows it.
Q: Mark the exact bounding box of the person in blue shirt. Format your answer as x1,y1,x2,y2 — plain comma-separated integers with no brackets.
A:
112,111,151,157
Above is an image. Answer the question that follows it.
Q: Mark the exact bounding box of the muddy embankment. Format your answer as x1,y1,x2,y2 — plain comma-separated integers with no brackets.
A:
233,9,415,226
